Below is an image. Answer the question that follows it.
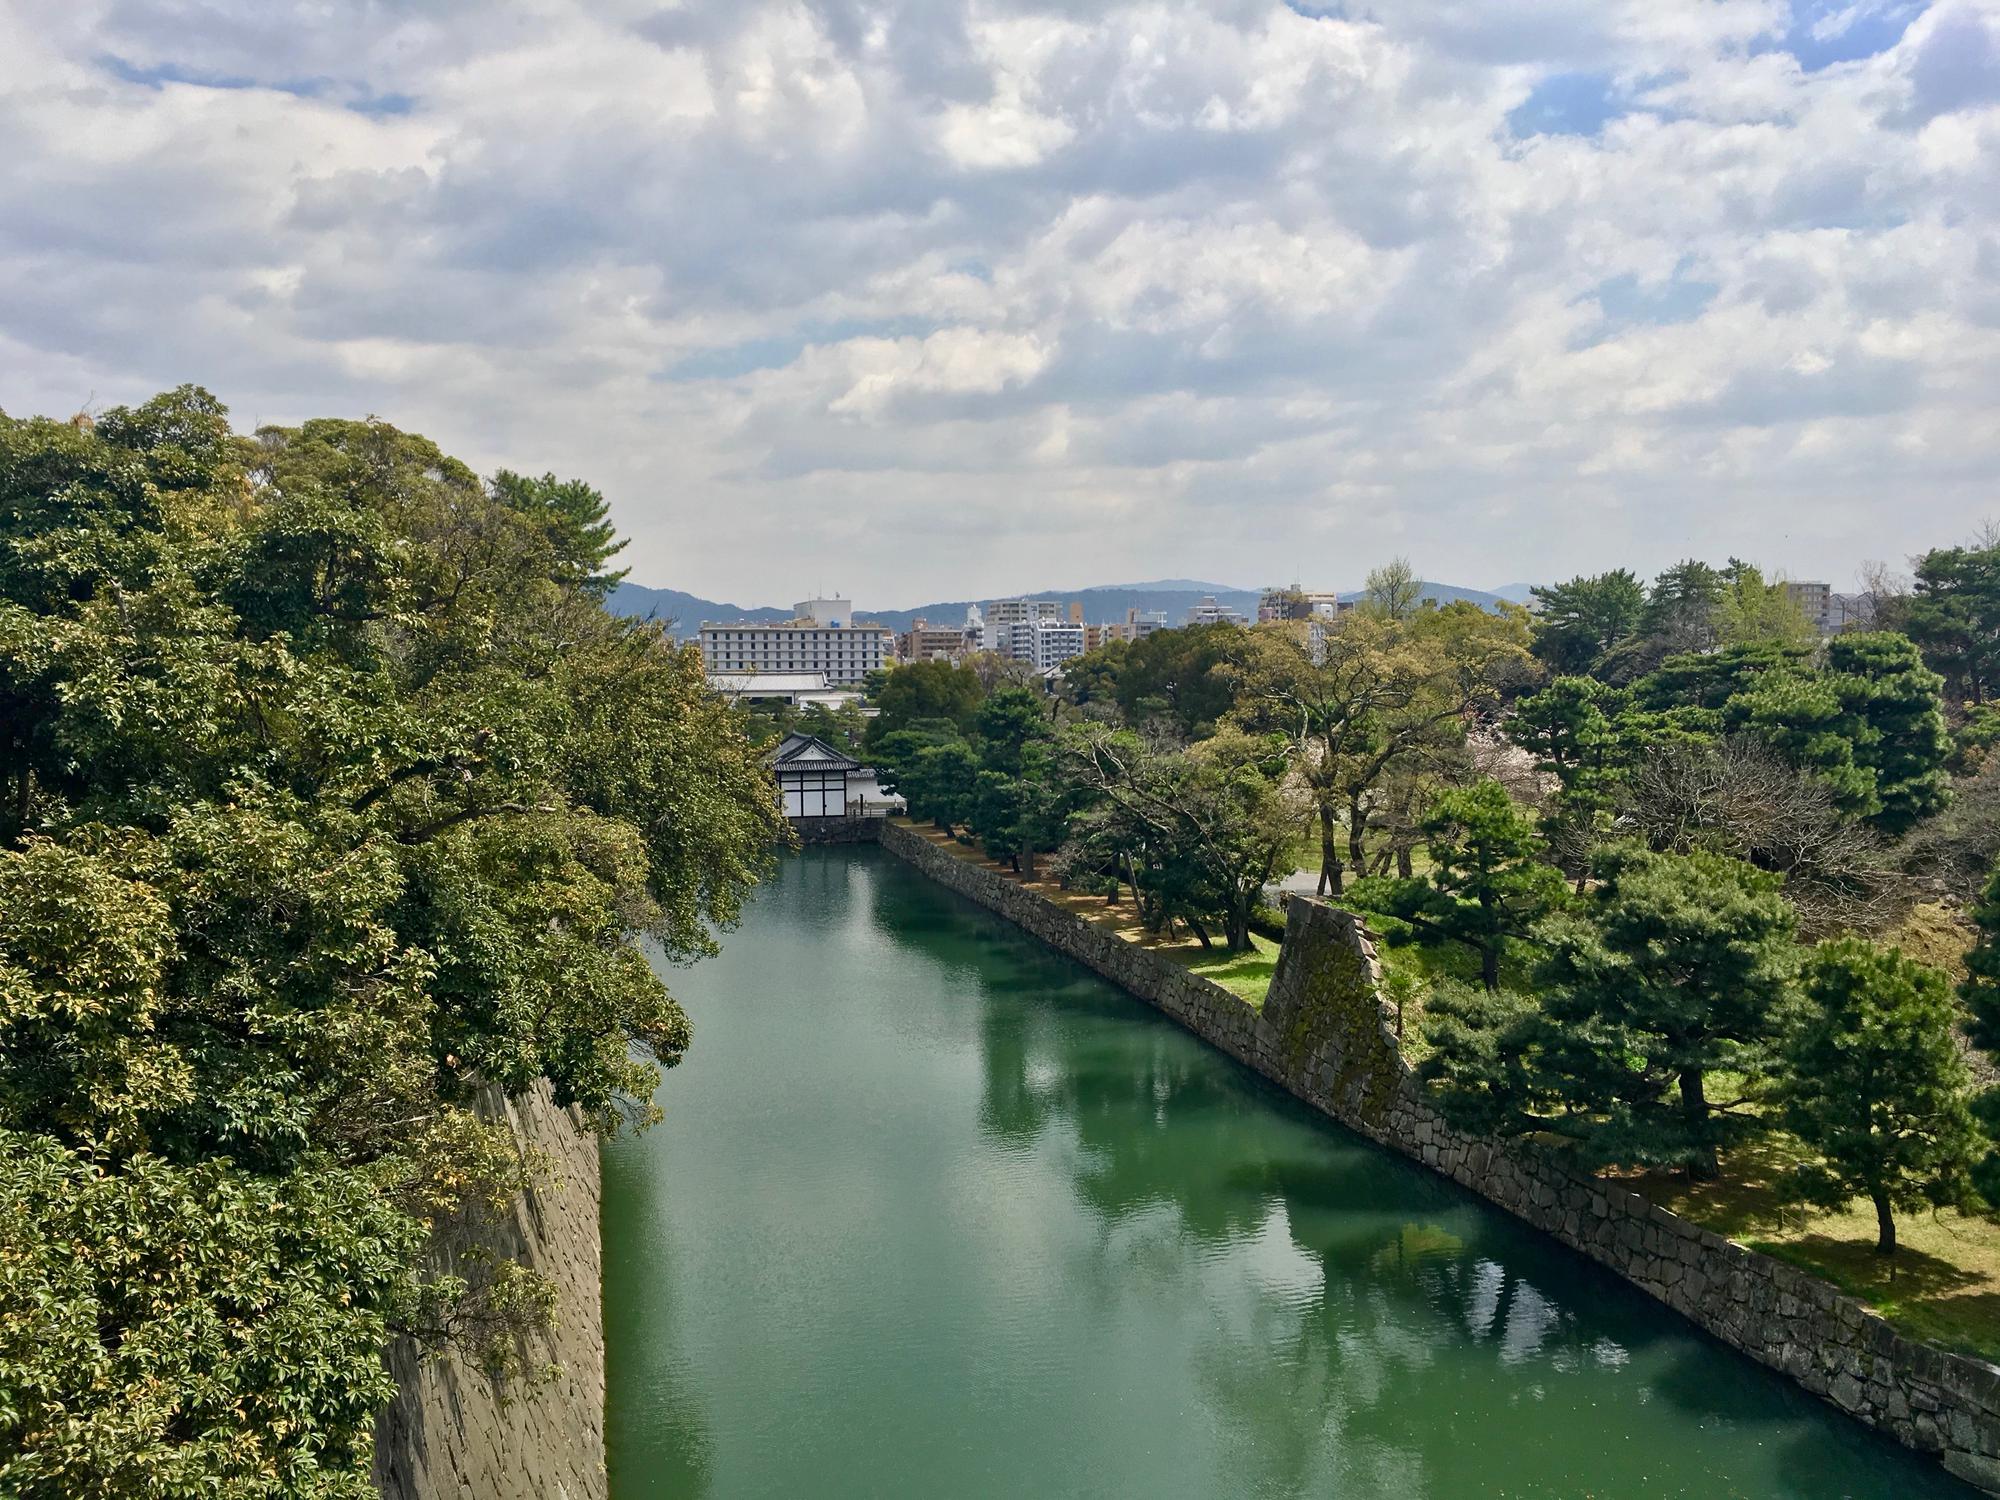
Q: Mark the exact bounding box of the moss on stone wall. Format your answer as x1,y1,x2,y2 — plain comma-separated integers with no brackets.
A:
1277,914,1401,1126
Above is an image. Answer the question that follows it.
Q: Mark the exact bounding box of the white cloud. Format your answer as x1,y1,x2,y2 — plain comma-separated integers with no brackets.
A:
0,0,1995,604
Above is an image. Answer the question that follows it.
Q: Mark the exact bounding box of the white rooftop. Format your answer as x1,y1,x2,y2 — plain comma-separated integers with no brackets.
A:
708,672,833,693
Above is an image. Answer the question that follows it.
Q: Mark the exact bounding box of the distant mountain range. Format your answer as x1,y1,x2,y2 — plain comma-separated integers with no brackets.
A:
607,579,1529,638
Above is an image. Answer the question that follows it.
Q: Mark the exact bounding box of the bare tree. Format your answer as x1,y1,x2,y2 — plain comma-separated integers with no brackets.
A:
1899,759,2000,903
1621,736,1907,937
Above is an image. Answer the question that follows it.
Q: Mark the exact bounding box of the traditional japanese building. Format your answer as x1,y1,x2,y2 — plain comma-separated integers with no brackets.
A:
768,732,865,819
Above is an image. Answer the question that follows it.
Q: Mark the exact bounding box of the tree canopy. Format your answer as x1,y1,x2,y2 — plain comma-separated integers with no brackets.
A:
0,388,783,1496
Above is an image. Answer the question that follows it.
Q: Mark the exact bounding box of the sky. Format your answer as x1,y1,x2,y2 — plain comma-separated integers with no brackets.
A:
2,0,1997,606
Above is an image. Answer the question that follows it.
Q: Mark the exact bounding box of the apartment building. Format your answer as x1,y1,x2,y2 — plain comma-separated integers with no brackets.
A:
1783,581,1835,635
1082,608,1169,651
1258,587,1351,623
900,617,975,662
998,617,1086,671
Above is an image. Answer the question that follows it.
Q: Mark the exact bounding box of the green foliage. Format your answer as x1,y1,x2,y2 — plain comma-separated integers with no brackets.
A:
489,469,629,596
1951,704,2000,776
902,740,981,834
0,389,783,1492
1714,561,1815,648
1723,673,1881,821
1350,780,1566,990
1780,939,1979,1253
1052,724,1303,950
1105,621,1247,737
1823,631,1953,832
1231,600,1532,890
0,1135,420,1499
1633,639,1811,712
865,659,985,748
1639,559,1725,652
1906,540,2000,706
1422,845,1798,1176
1528,570,1645,676
1061,636,1130,707
1964,862,2000,1056
973,684,1050,775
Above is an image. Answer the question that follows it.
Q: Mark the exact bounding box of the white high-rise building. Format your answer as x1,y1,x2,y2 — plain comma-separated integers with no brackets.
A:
999,617,1086,671
699,615,892,685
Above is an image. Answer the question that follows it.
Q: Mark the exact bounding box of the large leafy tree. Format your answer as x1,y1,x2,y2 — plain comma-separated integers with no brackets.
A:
1107,621,1247,738
1509,676,1632,871
1632,639,1809,713
489,469,629,596
1713,560,1815,648
1722,673,1880,821
1053,724,1302,951
1780,939,1978,1255
1962,863,2000,1201
1422,845,1798,1178
0,390,783,1496
865,659,985,747
1232,600,1532,893
1640,559,1725,653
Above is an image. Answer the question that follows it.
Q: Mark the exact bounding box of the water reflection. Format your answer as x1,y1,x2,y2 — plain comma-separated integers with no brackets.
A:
946,867,1960,1500
602,849,1970,1500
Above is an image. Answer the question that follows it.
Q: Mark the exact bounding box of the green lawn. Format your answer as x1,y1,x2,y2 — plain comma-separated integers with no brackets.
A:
1171,933,1281,1004
1628,1137,2000,1362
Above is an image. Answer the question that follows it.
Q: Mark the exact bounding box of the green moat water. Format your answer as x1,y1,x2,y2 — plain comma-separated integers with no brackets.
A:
601,846,1969,1499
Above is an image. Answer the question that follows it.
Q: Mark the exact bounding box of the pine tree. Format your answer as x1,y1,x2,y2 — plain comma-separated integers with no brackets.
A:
490,469,629,596
1782,939,1978,1254
1420,845,1799,1178
1824,631,1953,833
1351,780,1567,990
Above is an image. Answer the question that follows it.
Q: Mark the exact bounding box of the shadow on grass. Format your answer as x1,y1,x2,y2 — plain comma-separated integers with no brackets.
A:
1627,1136,2000,1360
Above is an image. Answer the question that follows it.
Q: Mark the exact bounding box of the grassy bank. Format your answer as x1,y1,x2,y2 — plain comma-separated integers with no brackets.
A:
898,821,1282,1007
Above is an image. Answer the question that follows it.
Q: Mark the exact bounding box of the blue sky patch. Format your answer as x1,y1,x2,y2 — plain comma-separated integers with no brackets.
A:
99,54,413,115
1777,0,1926,71
1571,271,1719,347
1507,73,1625,138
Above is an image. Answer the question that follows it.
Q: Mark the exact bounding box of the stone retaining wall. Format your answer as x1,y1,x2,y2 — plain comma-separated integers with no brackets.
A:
879,818,2000,1494
372,1080,608,1500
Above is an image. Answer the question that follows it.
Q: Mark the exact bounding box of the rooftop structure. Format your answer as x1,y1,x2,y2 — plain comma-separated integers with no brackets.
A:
1185,595,1250,627
707,671,866,710
1258,587,1351,623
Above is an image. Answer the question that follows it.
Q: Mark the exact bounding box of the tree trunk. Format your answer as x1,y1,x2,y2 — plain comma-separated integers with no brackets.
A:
1347,791,1367,878
1187,916,1213,951
1317,814,1339,896
1481,942,1500,992
1397,843,1413,879
1873,1190,1897,1256
1678,1068,1718,1180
